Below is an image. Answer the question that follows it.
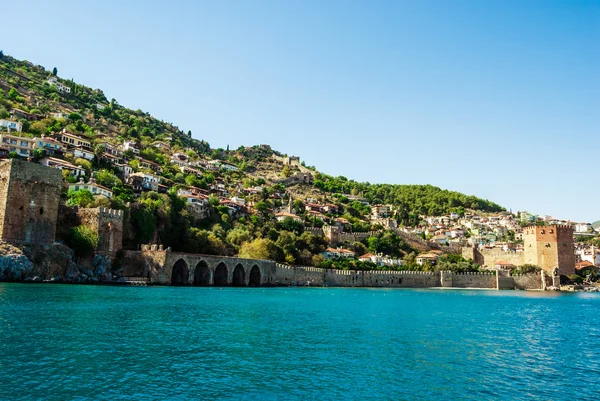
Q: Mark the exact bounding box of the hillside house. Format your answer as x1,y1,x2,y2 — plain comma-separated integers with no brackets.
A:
70,146,95,161
0,119,22,132
47,77,71,93
35,136,65,156
69,178,113,198
39,156,85,176
152,141,171,152
10,108,42,121
171,153,189,167
58,131,92,150
0,134,36,157
137,157,163,173
127,172,160,192
322,247,356,260
275,212,302,223
416,253,439,266
122,141,140,154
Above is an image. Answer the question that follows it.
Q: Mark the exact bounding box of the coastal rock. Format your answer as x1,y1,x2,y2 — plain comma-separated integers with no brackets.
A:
0,254,34,280
92,254,111,277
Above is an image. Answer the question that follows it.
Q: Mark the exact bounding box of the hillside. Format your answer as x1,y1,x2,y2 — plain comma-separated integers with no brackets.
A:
0,51,504,269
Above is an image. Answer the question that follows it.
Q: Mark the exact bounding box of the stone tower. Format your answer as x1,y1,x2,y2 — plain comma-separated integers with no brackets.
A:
523,225,575,276
0,159,62,245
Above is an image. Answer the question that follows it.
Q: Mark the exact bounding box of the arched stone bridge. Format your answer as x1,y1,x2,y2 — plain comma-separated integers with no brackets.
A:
124,249,276,286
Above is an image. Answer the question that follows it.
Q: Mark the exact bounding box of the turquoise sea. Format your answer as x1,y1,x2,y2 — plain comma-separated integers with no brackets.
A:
0,284,598,400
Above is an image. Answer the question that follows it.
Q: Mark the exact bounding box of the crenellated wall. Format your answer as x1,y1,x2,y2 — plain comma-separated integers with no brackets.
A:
462,245,524,267
122,248,548,291
450,272,497,288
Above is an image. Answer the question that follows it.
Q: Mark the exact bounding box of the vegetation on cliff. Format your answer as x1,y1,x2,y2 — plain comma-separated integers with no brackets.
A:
0,52,505,267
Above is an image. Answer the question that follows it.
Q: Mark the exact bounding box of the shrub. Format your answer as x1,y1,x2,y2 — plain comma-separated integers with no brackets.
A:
70,225,99,257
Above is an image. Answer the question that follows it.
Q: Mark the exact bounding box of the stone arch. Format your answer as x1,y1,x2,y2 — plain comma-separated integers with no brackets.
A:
193,260,210,286
232,264,245,287
171,259,189,286
249,265,261,287
214,262,228,286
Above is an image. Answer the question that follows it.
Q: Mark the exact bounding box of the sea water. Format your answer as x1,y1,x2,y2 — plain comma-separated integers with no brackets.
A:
0,284,598,400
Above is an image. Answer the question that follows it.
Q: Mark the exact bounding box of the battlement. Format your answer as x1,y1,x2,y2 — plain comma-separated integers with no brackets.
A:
452,271,495,276
522,224,573,233
98,207,124,219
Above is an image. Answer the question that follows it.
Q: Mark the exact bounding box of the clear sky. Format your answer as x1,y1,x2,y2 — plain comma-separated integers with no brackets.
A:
3,0,599,221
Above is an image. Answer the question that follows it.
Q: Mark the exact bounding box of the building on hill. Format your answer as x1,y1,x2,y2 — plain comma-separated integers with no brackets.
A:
275,211,302,223
39,156,85,177
122,141,140,154
127,172,160,192
56,130,92,150
10,108,42,121
35,136,65,157
69,146,95,161
69,178,113,198
322,247,356,260
0,134,36,157
0,119,22,133
0,159,62,245
47,77,71,94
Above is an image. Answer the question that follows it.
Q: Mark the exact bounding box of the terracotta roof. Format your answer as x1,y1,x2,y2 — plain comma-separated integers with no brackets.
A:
575,261,595,270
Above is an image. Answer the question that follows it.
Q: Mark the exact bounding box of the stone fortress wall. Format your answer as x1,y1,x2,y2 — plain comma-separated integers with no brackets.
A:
76,207,124,255
127,248,544,290
0,159,62,245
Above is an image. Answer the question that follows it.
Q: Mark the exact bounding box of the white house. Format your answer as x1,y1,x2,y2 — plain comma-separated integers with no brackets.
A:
47,77,71,94
39,156,85,176
71,146,95,161
322,247,356,260
127,172,160,191
0,119,22,132
69,179,113,198
275,212,302,223
123,141,140,154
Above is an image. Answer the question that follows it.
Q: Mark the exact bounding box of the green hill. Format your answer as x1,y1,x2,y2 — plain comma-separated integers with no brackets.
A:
0,51,504,267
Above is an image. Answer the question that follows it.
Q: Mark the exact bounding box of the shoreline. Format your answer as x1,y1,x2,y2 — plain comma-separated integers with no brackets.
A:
2,280,595,293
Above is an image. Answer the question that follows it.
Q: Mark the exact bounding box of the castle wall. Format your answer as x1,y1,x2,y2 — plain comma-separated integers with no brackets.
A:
462,246,525,267
0,159,62,245
450,272,497,288
77,207,124,255
511,273,544,290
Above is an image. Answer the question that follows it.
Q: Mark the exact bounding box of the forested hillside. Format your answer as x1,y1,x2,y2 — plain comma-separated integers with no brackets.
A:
0,51,501,270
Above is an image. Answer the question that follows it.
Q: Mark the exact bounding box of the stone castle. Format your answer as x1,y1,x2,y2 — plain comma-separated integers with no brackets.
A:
522,225,575,276
463,224,575,276
0,159,62,245
0,159,123,255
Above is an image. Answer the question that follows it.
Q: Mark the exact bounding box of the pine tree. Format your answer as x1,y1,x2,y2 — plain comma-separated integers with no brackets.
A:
188,130,192,138
52,67,58,76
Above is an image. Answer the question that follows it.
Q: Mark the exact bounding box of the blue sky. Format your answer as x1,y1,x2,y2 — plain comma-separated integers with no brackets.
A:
3,0,599,221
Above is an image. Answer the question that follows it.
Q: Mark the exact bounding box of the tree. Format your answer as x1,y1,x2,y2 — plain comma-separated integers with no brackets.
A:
278,217,304,234
8,151,18,159
66,189,95,207
255,201,269,215
52,67,58,76
95,169,122,188
239,238,276,260
69,225,99,257
8,88,18,100
32,147,46,161
188,130,192,137
0,50,3,58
